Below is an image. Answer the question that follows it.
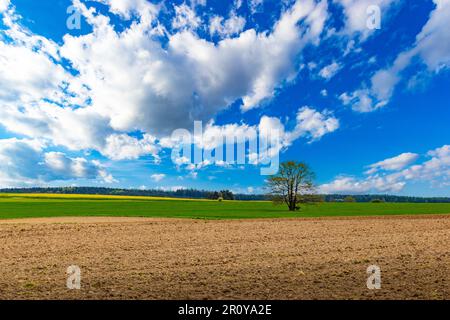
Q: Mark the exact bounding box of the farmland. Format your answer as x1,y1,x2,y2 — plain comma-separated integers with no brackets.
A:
0,193,449,300
1,215,449,299
0,194,450,220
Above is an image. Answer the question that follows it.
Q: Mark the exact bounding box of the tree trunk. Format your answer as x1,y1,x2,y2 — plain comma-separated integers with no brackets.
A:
288,201,296,211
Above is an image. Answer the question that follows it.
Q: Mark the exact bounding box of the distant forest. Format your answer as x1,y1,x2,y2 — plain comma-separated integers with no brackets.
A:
1,187,449,203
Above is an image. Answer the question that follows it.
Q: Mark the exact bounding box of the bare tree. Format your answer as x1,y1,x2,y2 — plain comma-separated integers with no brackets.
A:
267,161,316,211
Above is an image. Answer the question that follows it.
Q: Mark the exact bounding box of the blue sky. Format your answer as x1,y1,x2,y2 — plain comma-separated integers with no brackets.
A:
0,0,449,196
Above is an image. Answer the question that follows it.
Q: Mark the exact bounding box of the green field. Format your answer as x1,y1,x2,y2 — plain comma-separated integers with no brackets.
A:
0,194,449,220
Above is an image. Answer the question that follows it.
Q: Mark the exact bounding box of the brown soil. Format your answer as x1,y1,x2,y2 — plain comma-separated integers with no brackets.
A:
0,215,449,300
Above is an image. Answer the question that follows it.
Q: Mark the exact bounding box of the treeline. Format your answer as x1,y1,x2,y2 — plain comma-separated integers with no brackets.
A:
323,194,450,203
0,187,255,200
0,187,448,202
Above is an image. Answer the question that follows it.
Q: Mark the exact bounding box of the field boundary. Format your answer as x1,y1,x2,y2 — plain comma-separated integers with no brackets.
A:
1,194,450,220
1,213,450,224
0,193,272,203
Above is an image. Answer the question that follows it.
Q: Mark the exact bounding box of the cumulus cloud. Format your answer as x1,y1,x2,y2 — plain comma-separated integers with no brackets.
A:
61,0,328,135
286,107,340,143
0,139,44,186
0,139,114,187
0,39,69,105
102,134,159,161
400,145,450,185
318,61,341,80
94,0,159,21
319,175,406,194
336,0,398,37
0,0,332,172
209,14,246,38
156,185,186,192
0,0,10,12
339,89,386,113
414,0,450,71
169,106,338,171
320,145,450,194
0,101,112,151
151,173,166,182
44,152,114,182
0,0,334,160
172,3,201,30
340,0,450,112
5,0,438,189
342,50,413,112
190,0,207,7
365,152,419,174
206,106,338,149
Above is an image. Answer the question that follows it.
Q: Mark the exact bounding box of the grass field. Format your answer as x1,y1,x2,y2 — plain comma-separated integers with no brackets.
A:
0,193,449,220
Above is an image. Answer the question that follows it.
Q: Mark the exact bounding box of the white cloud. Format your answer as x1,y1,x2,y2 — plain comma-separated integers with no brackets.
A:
172,3,201,30
0,101,113,152
157,185,186,192
102,134,159,161
336,0,398,37
0,139,114,187
190,0,207,7
320,145,450,194
341,0,450,112
400,145,450,184
95,0,159,22
0,139,46,187
199,122,254,150
286,107,340,143
234,0,243,10
44,152,113,181
0,0,331,170
170,0,329,113
209,14,246,38
414,0,450,71
188,171,198,179
167,106,338,172
318,61,341,80
199,106,338,150
365,152,419,174
173,156,191,167
171,107,338,172
249,0,264,14
339,89,387,113
11,0,324,150
0,0,10,12
151,173,166,182
319,176,406,194
0,41,69,105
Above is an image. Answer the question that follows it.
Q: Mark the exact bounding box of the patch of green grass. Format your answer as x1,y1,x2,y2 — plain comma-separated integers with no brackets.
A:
23,282,37,289
0,194,449,220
